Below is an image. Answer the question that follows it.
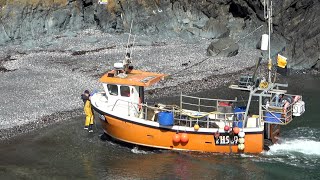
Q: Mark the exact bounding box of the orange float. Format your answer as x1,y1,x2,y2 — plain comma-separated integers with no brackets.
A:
172,133,180,143
180,133,189,143
233,127,240,134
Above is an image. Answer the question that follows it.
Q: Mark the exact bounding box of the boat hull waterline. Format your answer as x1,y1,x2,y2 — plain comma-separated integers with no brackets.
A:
98,113,264,153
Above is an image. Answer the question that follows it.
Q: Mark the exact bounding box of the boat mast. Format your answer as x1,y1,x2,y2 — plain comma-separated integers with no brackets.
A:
125,20,134,56
123,20,135,74
266,0,273,83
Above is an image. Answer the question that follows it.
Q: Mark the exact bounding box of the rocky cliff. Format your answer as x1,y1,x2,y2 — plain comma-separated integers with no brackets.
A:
0,0,319,69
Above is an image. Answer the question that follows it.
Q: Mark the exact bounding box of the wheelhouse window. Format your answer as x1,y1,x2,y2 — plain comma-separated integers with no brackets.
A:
120,86,130,97
107,84,118,96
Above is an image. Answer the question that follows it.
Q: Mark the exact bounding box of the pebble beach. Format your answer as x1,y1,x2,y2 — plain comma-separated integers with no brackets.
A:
0,30,262,140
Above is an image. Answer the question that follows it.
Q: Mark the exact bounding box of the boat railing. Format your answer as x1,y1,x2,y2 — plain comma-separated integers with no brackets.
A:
261,94,302,125
180,93,238,112
141,104,247,129
108,95,252,129
261,104,293,125
174,111,246,129
283,94,303,101
111,98,140,116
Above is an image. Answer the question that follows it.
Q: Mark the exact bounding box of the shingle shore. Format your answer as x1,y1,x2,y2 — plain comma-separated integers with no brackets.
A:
0,31,261,140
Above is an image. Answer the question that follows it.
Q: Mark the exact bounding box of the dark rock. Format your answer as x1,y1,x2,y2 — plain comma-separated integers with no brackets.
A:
207,38,239,57
229,2,251,19
313,57,320,70
0,55,13,72
46,9,71,34
242,0,265,20
0,22,12,45
199,18,229,39
182,60,191,66
0,0,318,69
271,0,320,69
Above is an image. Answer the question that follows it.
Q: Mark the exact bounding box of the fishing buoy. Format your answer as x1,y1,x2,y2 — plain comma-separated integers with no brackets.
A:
180,133,189,143
238,131,245,138
233,127,240,134
214,131,220,138
194,124,200,131
261,34,269,51
239,138,245,144
238,143,245,150
224,125,230,131
172,134,180,143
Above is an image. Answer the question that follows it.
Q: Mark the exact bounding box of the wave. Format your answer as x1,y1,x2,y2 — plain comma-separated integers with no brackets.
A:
131,146,149,154
281,127,320,141
268,126,320,156
258,138,320,169
267,139,320,156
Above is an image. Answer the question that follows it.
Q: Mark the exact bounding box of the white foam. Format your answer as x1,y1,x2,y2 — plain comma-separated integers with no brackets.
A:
268,139,320,156
240,153,257,158
131,146,148,154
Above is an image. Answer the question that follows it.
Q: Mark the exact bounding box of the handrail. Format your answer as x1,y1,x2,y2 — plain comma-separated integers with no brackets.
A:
180,110,245,119
111,98,140,116
181,102,216,108
261,103,293,125
174,111,246,128
181,93,238,114
181,94,237,102
103,90,302,128
108,96,248,129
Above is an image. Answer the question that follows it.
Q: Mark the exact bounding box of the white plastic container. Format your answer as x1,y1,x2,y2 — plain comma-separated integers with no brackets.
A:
293,101,305,116
261,34,269,51
246,117,258,128
114,62,123,69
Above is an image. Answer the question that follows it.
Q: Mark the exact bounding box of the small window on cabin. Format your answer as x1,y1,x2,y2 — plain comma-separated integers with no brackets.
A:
120,86,130,97
107,84,118,96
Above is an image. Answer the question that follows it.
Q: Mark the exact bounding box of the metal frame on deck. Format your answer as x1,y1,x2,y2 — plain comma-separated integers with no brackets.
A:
229,82,295,126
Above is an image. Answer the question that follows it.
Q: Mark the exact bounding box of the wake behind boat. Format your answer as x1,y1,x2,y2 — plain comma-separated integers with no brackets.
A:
90,0,305,154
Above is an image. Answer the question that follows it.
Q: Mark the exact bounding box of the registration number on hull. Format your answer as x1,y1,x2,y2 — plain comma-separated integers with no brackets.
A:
214,135,239,145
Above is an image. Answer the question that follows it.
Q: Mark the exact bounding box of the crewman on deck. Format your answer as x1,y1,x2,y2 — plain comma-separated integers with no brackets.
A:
81,90,94,132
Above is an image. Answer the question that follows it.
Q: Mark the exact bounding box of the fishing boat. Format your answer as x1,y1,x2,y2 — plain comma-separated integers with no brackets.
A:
90,1,305,153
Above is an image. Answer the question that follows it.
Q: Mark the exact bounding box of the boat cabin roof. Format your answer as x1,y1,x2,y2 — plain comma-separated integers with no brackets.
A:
100,69,167,87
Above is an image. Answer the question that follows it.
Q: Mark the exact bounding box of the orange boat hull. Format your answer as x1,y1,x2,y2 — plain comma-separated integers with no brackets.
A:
100,114,264,153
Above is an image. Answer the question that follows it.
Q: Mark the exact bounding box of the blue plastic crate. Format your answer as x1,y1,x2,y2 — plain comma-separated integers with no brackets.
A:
158,112,174,126
265,112,282,123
